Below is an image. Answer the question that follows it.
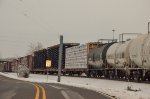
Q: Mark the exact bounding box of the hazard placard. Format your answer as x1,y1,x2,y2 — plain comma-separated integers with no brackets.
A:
46,60,51,68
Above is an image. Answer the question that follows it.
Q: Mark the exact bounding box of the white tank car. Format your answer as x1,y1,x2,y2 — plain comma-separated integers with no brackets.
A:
129,34,150,68
115,40,132,68
106,43,121,67
142,34,150,68
106,40,132,68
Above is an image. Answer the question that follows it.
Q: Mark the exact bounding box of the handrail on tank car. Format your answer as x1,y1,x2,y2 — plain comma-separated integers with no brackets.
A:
148,22,150,34
119,33,141,42
96,39,117,48
98,39,117,43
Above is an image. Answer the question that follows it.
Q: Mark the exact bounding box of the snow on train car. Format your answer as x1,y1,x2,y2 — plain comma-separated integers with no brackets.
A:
65,42,100,75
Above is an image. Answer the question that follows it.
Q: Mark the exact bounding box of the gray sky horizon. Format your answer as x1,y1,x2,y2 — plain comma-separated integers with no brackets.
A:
0,0,150,58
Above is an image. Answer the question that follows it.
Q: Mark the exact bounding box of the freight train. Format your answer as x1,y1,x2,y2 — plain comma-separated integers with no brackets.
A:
1,33,150,81
87,34,150,81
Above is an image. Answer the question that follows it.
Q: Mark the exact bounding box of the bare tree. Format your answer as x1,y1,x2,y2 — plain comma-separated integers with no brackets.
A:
0,52,2,59
35,42,43,51
27,42,43,55
28,43,35,55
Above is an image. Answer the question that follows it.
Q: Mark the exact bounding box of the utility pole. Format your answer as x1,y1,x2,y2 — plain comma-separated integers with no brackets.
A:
148,22,150,34
112,29,116,41
57,35,63,82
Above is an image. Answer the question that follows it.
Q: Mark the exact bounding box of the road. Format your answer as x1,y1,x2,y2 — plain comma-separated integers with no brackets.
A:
0,75,112,99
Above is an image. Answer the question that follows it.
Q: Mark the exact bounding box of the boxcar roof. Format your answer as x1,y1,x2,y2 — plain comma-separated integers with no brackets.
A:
47,43,80,49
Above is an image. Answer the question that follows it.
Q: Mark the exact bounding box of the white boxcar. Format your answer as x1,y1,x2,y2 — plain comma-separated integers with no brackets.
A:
65,44,87,69
65,42,99,70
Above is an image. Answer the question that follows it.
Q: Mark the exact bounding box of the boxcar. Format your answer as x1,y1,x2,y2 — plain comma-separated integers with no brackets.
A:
33,43,79,74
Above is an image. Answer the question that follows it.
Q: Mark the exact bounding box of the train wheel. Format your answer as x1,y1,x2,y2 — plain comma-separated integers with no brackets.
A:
141,76,146,81
86,72,91,78
108,70,114,79
136,77,140,82
89,71,96,78
77,72,82,76
125,75,132,81
134,74,141,82
90,72,94,78
104,72,109,78
69,72,73,76
99,72,103,78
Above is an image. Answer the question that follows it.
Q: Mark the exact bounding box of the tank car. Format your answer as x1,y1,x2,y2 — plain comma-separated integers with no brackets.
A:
105,34,150,81
129,34,147,68
87,41,115,77
88,42,115,68
106,40,132,79
106,40,132,68
129,34,150,80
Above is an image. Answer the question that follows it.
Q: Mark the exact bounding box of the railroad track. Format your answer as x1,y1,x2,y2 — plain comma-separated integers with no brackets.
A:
62,74,150,84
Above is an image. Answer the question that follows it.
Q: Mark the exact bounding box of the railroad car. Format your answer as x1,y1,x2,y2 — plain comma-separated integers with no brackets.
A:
106,40,132,79
128,34,150,81
5,33,150,82
0,61,12,72
0,62,5,72
33,43,79,74
65,42,100,76
88,40,116,77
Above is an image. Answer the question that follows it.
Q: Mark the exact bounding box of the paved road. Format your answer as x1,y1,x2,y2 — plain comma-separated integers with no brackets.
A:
0,75,112,99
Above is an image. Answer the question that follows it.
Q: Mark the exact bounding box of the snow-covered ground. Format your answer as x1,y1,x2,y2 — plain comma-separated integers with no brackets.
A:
0,72,150,99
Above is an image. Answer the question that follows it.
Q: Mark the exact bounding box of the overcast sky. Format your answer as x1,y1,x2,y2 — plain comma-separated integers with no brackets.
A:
0,0,150,58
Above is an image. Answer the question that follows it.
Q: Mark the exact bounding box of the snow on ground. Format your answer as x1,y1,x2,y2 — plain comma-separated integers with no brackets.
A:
0,72,150,99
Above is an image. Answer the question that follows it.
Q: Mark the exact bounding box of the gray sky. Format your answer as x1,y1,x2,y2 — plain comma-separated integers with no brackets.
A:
0,0,150,58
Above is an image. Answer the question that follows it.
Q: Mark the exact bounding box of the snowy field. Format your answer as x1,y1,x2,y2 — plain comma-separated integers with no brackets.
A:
0,72,150,99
